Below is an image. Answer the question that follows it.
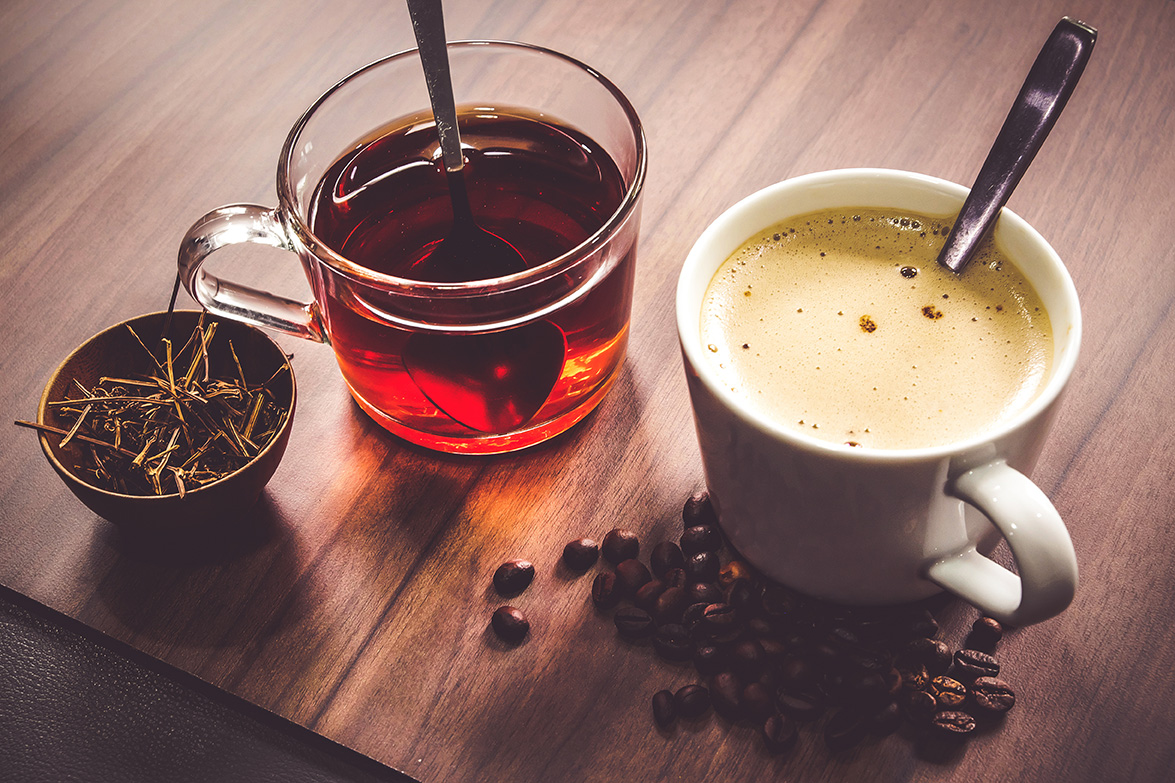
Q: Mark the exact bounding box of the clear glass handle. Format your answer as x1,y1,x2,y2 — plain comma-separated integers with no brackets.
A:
178,204,324,342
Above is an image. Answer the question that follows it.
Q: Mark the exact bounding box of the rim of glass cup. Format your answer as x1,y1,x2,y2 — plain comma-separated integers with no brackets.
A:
277,40,647,297
678,168,1083,464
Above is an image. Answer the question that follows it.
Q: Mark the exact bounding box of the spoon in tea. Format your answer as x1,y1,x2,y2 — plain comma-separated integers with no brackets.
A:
405,0,529,281
937,17,1096,274
402,0,566,435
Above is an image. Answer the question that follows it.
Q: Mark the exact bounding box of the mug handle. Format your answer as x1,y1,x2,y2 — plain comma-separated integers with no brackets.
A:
926,460,1077,626
178,204,325,342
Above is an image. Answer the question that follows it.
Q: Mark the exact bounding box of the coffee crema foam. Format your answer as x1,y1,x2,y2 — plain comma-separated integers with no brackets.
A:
700,207,1053,450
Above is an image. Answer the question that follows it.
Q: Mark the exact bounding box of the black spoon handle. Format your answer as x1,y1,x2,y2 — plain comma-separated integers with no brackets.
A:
406,0,464,173
938,17,1097,274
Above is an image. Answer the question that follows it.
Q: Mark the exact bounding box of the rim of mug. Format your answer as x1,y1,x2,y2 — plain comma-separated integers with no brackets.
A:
276,40,647,296
677,167,1083,463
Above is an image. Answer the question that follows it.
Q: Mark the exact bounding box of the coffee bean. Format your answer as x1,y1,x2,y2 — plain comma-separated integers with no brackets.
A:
601,528,639,565
492,559,534,596
653,586,690,625
686,581,723,606
685,551,720,583
675,684,711,719
759,583,798,619
591,571,621,609
899,637,953,676
693,644,726,675
652,689,676,728
681,524,722,555
931,709,976,738
903,689,936,723
779,655,817,692
775,690,823,722
827,625,861,650
633,579,666,611
562,538,599,571
900,608,940,640
660,567,687,589
929,676,967,708
741,682,775,721
683,490,717,528
614,558,652,596
953,649,1000,681
710,672,743,720
730,639,765,680
491,606,529,643
718,560,752,590
970,676,1016,716
702,603,739,639
759,638,787,664
846,670,891,707
682,602,709,636
966,616,1004,652
614,607,654,639
761,714,798,754
650,541,685,578
654,624,693,661
824,707,868,752
898,663,929,692
868,700,902,736
727,578,758,617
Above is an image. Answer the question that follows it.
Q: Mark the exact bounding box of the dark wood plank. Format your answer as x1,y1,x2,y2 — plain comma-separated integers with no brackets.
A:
2,0,1174,781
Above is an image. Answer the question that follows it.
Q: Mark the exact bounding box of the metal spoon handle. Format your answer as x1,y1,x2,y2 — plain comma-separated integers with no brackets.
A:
406,0,464,173
938,17,1096,273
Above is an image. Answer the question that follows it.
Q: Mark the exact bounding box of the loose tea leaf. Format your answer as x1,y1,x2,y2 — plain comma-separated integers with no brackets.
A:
17,317,288,497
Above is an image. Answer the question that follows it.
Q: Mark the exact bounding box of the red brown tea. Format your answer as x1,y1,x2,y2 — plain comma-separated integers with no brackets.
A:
308,107,633,452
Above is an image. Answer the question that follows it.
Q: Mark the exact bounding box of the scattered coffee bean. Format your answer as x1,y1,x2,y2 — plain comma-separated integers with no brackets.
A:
953,648,1000,681
650,541,686,578
824,707,868,752
660,567,687,589
615,558,652,596
779,655,817,692
675,684,711,719
775,690,824,722
903,689,938,724
899,638,953,676
929,676,967,708
694,644,726,675
653,624,693,661
683,489,717,528
966,616,1004,651
562,538,599,571
718,560,752,590
759,583,797,618
759,638,787,664
742,682,775,721
730,638,766,680
686,581,723,606
681,524,722,555
591,571,621,609
685,550,720,583
727,578,758,617
761,714,798,754
491,606,529,643
652,586,689,625
971,676,1016,716
702,603,739,639
869,700,902,736
601,528,640,565
898,663,929,692
492,559,534,596
634,579,666,611
652,689,676,728
614,607,655,639
931,709,976,738
710,672,743,720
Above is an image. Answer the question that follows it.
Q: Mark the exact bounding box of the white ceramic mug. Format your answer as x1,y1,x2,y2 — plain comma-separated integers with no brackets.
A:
676,169,1080,626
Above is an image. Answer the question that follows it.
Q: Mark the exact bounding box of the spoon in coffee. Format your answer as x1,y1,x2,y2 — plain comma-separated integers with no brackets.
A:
405,0,529,281
937,17,1096,274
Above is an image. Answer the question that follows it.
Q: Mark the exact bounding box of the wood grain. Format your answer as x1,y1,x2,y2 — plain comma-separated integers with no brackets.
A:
3,0,1174,781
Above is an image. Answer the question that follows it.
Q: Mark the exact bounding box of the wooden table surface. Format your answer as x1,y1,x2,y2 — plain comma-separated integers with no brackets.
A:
3,0,1174,780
